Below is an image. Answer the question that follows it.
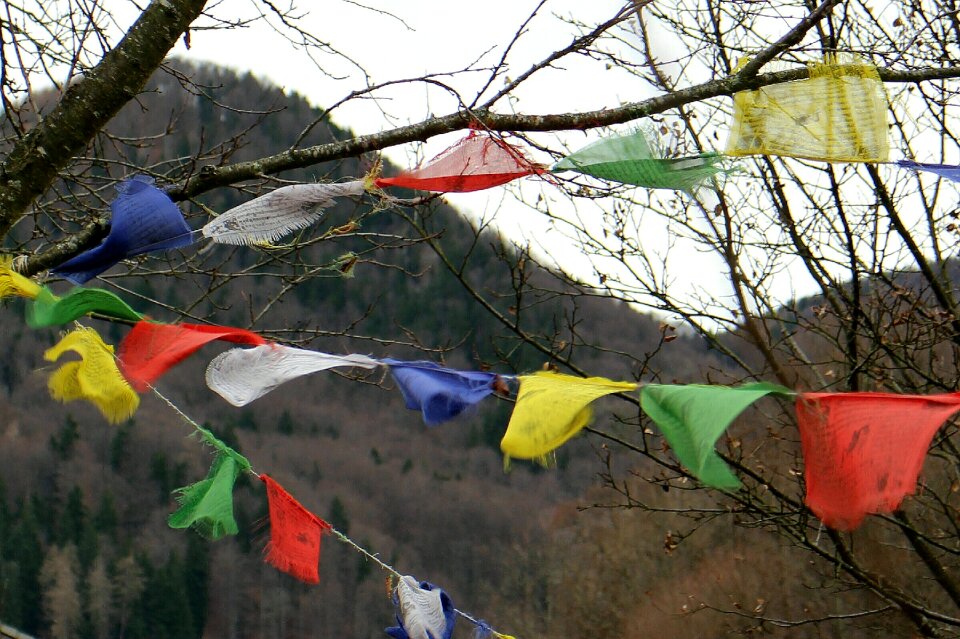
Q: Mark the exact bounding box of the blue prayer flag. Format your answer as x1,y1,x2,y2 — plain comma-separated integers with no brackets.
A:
896,160,960,183
382,359,497,426
52,175,195,284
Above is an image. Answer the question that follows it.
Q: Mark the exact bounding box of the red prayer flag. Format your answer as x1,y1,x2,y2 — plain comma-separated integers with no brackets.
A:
260,474,331,584
374,130,543,193
796,392,960,530
118,321,266,392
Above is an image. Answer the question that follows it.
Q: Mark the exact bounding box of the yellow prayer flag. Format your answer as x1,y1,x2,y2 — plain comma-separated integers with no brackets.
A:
0,259,41,299
725,57,889,163
45,327,139,424
500,372,637,459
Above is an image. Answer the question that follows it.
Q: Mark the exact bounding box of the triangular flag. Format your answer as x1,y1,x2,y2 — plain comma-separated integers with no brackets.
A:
260,474,331,584
51,175,195,284
375,131,543,193
44,327,139,424
385,576,456,639
206,344,379,406
500,372,637,459
382,359,497,426
27,286,143,327
796,392,960,530
202,180,365,245
552,129,725,191
640,382,794,489
896,160,960,183
0,260,41,299
118,321,266,392
168,452,242,540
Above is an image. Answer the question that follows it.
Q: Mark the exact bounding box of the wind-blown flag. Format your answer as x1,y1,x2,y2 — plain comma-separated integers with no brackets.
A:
27,286,143,327
500,372,638,460
51,175,195,284
375,131,543,193
640,382,794,489
896,160,960,183
118,321,266,392
202,180,365,245
168,450,246,540
796,392,960,530
725,58,889,163
0,260,41,299
44,327,139,424
552,129,725,191
385,576,456,639
260,474,331,584
382,359,498,426
206,344,379,406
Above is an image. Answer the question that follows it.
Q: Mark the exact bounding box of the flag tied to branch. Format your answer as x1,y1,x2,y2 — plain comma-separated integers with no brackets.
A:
51,175,194,284
119,321,266,392
386,576,456,639
27,286,143,327
44,327,139,424
260,474,331,584
896,160,960,183
202,180,366,245
0,260,41,299
552,129,725,191
796,392,960,530
375,130,543,193
725,57,889,163
500,372,638,460
382,359,499,426
206,344,379,406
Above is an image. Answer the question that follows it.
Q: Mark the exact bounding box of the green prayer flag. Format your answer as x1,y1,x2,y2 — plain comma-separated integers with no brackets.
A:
640,382,794,489
168,452,241,539
552,129,725,191
27,286,143,327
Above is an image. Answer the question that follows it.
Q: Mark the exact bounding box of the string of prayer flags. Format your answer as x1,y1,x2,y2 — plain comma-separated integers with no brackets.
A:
168,450,245,540
51,175,194,284
0,260,41,299
26,286,143,327
202,180,365,245
118,321,266,392
260,474,331,584
382,359,499,426
375,130,543,193
206,344,379,406
500,372,638,460
795,392,960,531
386,576,456,639
640,382,794,489
896,160,960,183
725,57,889,163
44,327,139,424
552,129,726,191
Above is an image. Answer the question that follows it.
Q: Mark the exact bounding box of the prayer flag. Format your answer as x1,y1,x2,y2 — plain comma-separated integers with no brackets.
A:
168,452,242,540
385,576,456,639
896,160,960,183
725,58,889,162
206,344,379,406
640,382,794,489
27,286,143,327
0,260,41,299
118,321,266,392
796,392,960,530
51,175,195,284
500,372,638,459
44,327,139,424
382,359,497,426
260,474,331,584
202,180,365,245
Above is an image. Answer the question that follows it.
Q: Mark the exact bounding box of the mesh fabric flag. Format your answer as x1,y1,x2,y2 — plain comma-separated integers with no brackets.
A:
552,129,725,191
168,451,244,540
640,382,794,489
375,131,542,193
118,321,266,392
202,180,365,245
500,372,638,459
206,344,379,406
27,286,143,327
51,175,195,284
896,160,960,183
0,260,41,299
796,392,960,530
382,359,498,426
44,327,139,424
725,58,889,162
260,474,331,584
385,576,456,639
